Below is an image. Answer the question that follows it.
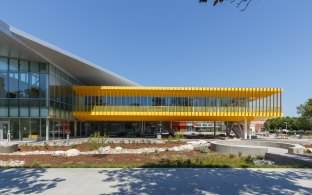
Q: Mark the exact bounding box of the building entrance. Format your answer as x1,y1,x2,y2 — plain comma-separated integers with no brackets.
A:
0,122,9,140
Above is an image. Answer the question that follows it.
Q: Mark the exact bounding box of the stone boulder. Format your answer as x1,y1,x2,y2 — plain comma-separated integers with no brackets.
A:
198,140,208,144
0,143,18,153
98,146,111,154
115,146,123,151
52,151,66,156
180,144,194,151
65,149,80,157
187,141,200,145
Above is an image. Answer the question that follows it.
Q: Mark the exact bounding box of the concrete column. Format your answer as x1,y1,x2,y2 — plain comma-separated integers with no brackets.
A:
248,121,251,139
46,119,49,141
244,118,248,139
74,121,77,137
214,121,216,138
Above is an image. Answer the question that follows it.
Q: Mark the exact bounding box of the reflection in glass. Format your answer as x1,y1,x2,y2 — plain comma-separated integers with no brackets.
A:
0,72,8,98
0,58,8,71
9,59,18,71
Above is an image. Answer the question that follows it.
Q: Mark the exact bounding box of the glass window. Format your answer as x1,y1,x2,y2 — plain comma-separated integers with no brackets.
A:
10,118,19,140
30,107,39,117
41,119,46,139
20,118,30,140
19,60,29,72
8,73,18,98
9,59,18,71
0,99,8,117
19,99,28,107
49,74,55,100
49,64,55,74
40,99,48,108
29,99,40,107
40,108,48,117
0,72,8,98
0,57,8,71
39,74,48,98
55,76,60,101
19,73,29,98
30,62,39,72
40,63,48,73
19,108,29,117
30,73,40,98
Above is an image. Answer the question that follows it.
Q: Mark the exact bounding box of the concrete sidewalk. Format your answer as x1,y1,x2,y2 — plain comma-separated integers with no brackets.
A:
0,168,311,195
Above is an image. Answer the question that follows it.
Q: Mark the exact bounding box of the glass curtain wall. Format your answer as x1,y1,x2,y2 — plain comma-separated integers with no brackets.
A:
0,56,82,140
48,64,82,140
0,57,49,140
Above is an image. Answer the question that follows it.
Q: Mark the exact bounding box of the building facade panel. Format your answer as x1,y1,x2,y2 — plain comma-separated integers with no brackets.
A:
73,86,283,122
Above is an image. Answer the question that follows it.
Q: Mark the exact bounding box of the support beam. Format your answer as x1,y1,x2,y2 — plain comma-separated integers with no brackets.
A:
244,118,248,139
46,119,49,141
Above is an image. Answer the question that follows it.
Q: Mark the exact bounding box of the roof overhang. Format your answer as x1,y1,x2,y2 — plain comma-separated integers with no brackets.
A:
0,19,138,86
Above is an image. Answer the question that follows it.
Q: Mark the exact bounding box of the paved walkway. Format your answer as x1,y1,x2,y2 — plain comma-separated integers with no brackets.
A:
0,168,311,195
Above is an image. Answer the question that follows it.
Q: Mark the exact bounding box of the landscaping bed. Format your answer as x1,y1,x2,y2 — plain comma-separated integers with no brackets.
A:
0,150,284,168
18,142,185,152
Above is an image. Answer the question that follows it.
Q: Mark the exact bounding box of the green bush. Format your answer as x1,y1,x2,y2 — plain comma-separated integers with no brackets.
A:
87,131,108,149
195,146,209,154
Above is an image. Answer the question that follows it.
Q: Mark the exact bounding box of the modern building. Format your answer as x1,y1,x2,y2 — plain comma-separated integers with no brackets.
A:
0,19,283,141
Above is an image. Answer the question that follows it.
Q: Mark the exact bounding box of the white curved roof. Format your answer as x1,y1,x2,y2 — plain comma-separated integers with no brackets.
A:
0,19,138,86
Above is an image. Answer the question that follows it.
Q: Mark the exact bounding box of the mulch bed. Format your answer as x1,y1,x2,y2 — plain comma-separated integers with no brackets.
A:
303,145,312,148
0,151,203,167
19,142,185,152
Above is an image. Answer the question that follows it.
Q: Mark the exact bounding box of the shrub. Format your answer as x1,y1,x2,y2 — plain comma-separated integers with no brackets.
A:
195,146,209,154
43,142,49,149
87,131,108,149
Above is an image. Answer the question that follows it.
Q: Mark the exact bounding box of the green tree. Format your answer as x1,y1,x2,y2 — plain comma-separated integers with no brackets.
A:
297,98,312,119
297,117,312,130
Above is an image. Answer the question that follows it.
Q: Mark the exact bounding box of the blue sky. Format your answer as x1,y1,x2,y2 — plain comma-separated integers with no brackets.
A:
0,0,312,116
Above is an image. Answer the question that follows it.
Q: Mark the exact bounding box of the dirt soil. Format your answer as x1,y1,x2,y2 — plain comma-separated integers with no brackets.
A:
0,151,205,167
19,142,185,152
303,145,312,148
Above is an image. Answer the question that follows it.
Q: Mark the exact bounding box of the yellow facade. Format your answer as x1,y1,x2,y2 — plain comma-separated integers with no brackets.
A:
73,86,283,122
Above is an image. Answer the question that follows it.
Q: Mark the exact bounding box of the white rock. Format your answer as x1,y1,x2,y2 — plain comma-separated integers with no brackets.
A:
253,159,275,165
52,151,66,156
198,140,208,144
180,144,194,151
307,148,312,153
65,149,80,157
98,146,111,154
172,146,180,152
0,160,25,167
115,146,123,151
187,141,200,145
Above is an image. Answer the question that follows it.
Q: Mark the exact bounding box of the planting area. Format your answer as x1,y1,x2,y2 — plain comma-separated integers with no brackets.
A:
18,142,183,152
0,149,281,168
1,140,312,168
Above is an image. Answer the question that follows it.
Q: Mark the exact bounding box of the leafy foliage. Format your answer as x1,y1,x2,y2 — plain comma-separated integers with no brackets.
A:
87,131,108,149
199,0,253,11
264,117,312,131
297,98,312,119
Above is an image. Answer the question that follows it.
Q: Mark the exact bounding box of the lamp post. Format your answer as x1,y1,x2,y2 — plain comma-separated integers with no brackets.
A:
284,122,288,137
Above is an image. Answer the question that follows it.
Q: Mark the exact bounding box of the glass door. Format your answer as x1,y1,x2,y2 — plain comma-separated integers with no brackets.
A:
0,122,9,140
